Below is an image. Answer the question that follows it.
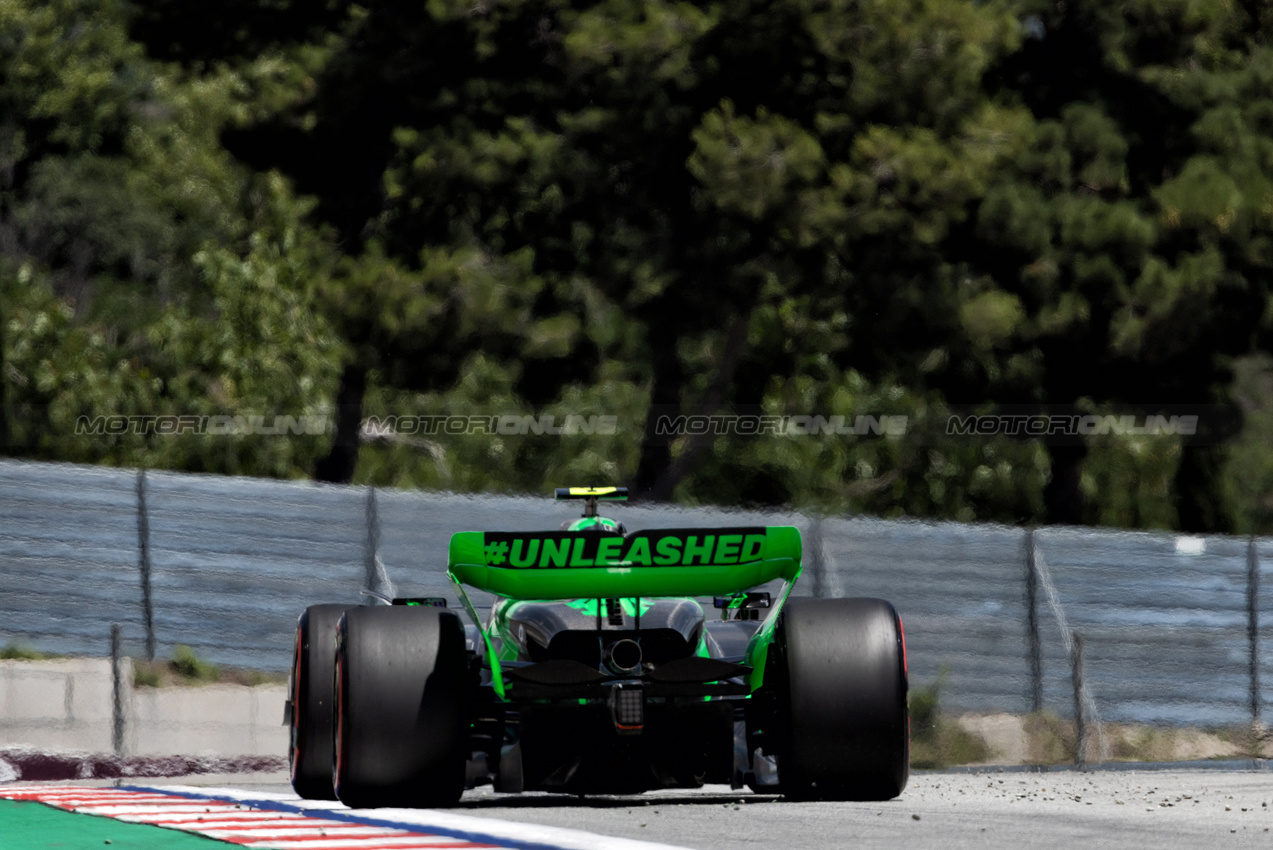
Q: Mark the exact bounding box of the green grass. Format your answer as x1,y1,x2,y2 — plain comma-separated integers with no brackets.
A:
233,668,286,687
0,799,226,849
170,644,220,682
2,641,284,688
908,674,991,769
132,646,285,688
0,643,63,661
133,663,162,688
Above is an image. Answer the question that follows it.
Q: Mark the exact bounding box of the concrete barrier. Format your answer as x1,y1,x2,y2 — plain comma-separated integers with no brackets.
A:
129,683,285,756
0,658,286,758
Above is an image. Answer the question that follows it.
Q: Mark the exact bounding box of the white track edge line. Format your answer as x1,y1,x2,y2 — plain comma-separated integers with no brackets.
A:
153,786,696,850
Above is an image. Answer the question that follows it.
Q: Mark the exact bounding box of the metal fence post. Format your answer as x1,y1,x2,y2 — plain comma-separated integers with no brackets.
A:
1248,535,1261,724
1025,527,1043,713
364,487,382,602
808,515,825,599
136,470,155,661
1072,632,1087,768
110,624,125,755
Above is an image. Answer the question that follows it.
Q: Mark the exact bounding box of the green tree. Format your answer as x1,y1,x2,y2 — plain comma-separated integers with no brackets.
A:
12,0,1270,533
1,0,345,475
228,0,1029,507
917,0,1273,530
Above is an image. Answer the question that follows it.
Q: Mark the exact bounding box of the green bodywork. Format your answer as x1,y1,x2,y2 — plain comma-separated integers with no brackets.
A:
446,526,803,700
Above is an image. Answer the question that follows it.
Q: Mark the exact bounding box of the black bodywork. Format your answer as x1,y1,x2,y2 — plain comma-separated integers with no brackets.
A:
469,596,768,794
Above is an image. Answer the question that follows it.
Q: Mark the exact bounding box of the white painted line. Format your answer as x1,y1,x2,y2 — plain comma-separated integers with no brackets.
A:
17,796,178,806
198,826,410,838
352,808,690,850
119,813,313,822
70,804,249,815
236,839,483,849
155,786,697,850
143,817,334,830
232,844,481,850
25,793,174,801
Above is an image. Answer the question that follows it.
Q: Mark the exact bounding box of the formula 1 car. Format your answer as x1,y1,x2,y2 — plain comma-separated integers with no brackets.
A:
286,487,908,807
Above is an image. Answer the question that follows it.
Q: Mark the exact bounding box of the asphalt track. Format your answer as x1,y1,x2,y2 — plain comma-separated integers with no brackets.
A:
447,768,1273,850
63,765,1265,850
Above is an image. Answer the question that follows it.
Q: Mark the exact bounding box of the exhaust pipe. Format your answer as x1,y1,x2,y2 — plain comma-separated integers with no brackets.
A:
603,639,642,675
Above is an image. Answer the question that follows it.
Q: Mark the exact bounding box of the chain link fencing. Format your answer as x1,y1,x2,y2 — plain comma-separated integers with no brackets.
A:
2,458,1269,728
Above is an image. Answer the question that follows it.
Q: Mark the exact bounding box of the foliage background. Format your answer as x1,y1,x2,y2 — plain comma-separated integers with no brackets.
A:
5,0,1273,533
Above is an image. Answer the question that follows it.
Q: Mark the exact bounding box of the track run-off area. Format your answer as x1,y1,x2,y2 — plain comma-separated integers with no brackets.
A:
3,766,1273,850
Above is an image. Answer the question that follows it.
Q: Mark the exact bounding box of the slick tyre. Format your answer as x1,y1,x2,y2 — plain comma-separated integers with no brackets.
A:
289,604,347,800
334,606,471,808
775,597,909,801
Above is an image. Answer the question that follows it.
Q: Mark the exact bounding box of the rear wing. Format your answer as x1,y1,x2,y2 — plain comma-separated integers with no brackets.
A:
448,526,802,600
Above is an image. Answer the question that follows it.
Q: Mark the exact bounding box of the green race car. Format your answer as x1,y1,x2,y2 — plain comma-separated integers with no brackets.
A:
287,487,909,807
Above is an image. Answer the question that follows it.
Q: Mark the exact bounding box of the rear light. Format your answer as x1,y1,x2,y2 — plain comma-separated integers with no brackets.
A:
609,684,644,734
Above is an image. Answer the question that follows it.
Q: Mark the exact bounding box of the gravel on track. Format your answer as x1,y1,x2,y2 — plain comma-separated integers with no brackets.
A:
446,769,1273,850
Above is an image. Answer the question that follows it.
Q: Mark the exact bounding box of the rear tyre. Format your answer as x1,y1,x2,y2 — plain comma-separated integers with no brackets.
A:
774,597,908,801
334,606,471,808
289,604,347,800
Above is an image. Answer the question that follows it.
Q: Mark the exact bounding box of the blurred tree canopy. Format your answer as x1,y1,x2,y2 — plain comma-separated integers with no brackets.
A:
4,0,1273,532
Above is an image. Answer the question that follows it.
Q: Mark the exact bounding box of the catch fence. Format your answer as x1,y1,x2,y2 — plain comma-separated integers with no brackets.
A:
1,458,1269,727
